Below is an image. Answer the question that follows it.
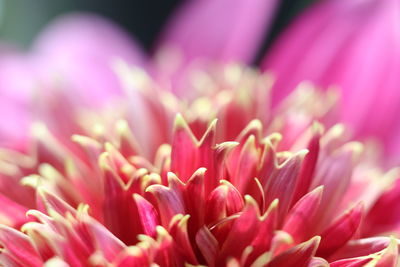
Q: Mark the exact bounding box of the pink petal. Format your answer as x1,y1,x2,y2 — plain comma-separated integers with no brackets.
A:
205,180,244,226
183,168,206,232
146,174,186,227
363,177,400,236
330,237,391,261
0,193,29,228
36,187,77,216
169,214,198,265
89,220,126,262
308,257,329,267
283,186,324,243
170,114,199,182
316,203,364,258
246,200,278,265
375,238,399,267
291,127,321,205
133,194,159,237
196,226,219,266
33,13,146,107
113,247,150,267
0,226,43,266
158,0,280,64
262,0,400,165
330,257,373,267
101,159,145,245
268,236,320,267
216,196,261,265
264,151,307,223
0,48,36,150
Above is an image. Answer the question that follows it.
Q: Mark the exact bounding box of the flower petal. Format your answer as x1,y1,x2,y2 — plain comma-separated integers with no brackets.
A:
316,203,364,258
33,13,146,107
158,0,280,64
262,0,400,165
283,186,324,243
0,225,43,266
267,236,320,267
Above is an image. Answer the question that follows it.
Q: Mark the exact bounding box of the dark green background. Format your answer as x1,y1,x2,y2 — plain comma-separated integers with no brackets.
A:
0,0,317,61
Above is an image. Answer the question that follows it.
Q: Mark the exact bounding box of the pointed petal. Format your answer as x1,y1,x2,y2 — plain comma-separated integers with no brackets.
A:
170,114,199,182
146,178,185,227
283,186,324,243
133,194,159,237
364,177,400,235
330,237,391,261
0,226,43,266
196,226,219,266
265,151,307,223
267,236,320,267
292,127,321,205
217,196,261,264
316,203,364,258
246,200,278,265
230,135,260,193
0,193,30,228
330,257,374,267
84,219,126,262
101,155,145,244
113,246,150,267
205,180,244,226
183,168,206,231
36,187,76,216
308,257,329,267
169,214,198,265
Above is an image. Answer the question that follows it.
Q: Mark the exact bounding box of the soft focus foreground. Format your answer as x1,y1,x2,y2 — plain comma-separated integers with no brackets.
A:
0,64,399,266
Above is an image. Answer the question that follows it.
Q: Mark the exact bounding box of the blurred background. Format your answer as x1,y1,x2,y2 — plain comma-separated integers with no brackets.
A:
0,0,316,61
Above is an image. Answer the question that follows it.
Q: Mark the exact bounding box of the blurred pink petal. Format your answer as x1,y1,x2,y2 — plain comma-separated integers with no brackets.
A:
158,0,280,64
0,48,36,150
33,13,147,107
262,0,400,165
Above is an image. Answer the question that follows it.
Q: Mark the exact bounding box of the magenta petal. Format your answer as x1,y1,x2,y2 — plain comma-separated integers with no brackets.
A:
317,203,364,258
217,196,261,263
330,257,374,267
364,177,400,236
158,0,280,64
33,13,146,107
133,194,159,237
329,237,391,261
169,214,198,265
283,186,324,243
0,49,36,150
0,193,29,228
265,151,306,223
0,226,43,267
89,220,126,262
196,226,219,266
262,0,400,165
268,236,320,267
146,175,186,227
170,114,199,182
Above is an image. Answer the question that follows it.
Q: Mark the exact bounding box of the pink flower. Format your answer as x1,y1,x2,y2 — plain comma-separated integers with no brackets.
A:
262,0,400,166
0,65,399,266
0,1,400,266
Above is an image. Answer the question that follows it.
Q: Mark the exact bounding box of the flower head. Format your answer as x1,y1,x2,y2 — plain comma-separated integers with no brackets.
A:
1,0,400,266
0,64,399,266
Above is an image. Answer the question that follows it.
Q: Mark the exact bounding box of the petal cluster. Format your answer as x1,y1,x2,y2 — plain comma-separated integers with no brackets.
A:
0,64,399,266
